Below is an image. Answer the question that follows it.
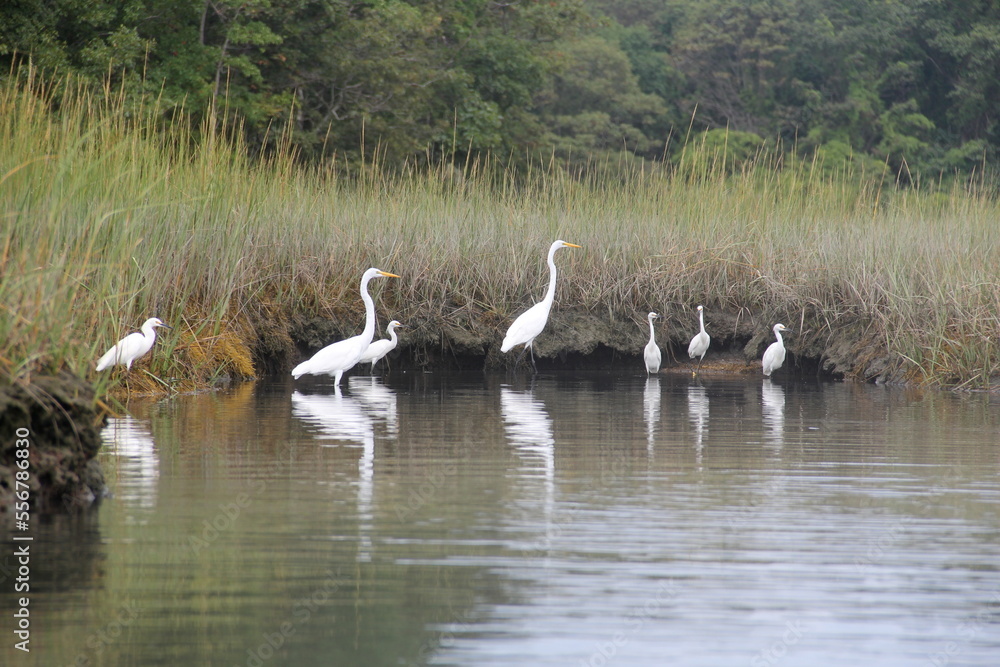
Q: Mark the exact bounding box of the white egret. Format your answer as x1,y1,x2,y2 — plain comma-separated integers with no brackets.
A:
359,320,404,373
501,239,581,370
762,323,792,377
96,317,171,371
291,268,400,384
687,305,710,373
643,312,661,375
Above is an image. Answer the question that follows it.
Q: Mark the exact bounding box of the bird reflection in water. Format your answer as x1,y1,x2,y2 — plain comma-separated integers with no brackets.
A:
686,383,709,467
102,415,160,512
291,381,397,562
761,379,785,449
500,387,556,550
643,376,661,457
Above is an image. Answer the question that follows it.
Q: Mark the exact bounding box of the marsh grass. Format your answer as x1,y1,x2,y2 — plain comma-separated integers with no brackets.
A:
3,71,1000,392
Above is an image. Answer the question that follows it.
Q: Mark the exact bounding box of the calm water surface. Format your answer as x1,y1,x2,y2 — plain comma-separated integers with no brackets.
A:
3,370,999,666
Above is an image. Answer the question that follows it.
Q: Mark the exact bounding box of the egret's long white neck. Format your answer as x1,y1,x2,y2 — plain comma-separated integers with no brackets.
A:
388,326,398,345
360,274,377,342
773,326,784,346
542,244,561,308
141,320,158,342
648,316,656,344
699,309,706,334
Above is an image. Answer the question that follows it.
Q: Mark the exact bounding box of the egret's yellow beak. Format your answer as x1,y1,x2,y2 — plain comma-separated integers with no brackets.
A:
563,242,582,248
378,271,401,278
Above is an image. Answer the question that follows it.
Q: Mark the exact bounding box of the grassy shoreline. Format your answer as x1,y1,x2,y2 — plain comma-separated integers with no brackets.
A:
3,74,1000,393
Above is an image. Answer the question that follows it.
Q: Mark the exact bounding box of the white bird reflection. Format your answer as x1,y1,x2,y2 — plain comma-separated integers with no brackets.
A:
349,376,398,436
500,387,556,548
292,384,398,563
101,415,159,511
643,376,661,456
686,383,709,466
761,379,785,448
501,388,555,479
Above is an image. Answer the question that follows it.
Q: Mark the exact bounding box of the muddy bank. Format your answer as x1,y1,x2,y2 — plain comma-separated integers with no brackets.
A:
0,372,106,526
283,307,901,381
0,304,965,519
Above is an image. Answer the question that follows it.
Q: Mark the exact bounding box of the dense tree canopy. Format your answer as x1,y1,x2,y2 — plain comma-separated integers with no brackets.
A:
2,0,998,180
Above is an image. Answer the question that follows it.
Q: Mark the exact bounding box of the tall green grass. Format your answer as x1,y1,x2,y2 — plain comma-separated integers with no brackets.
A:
2,71,999,391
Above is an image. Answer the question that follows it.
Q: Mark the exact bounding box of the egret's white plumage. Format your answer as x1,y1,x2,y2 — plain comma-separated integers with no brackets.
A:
762,323,792,377
501,240,581,367
96,317,170,371
643,312,661,375
687,305,710,372
291,268,400,384
359,320,403,372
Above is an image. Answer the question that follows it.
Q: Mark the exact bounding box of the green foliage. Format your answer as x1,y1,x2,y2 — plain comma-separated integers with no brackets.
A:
673,128,769,175
3,0,1000,180
535,35,669,165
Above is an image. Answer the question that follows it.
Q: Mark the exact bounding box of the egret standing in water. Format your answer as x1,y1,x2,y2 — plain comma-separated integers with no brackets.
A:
643,312,661,375
762,323,792,377
96,317,171,372
292,268,400,385
501,239,581,370
359,320,404,373
687,305,710,374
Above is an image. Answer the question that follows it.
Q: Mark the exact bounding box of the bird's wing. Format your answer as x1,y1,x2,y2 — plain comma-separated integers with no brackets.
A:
295,335,366,376
501,301,549,351
96,332,148,370
95,343,121,370
359,339,391,363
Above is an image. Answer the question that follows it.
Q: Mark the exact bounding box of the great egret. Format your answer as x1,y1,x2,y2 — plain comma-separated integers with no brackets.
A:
500,239,581,369
292,268,400,384
96,317,171,371
643,312,661,375
762,323,792,377
359,320,404,373
688,305,710,373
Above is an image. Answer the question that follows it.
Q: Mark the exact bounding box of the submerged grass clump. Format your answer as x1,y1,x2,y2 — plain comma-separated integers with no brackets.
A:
2,71,1000,391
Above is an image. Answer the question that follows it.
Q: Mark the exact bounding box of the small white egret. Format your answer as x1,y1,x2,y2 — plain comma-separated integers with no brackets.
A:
643,312,661,375
687,305,710,373
292,268,400,384
96,317,171,372
762,323,792,377
359,320,404,373
501,239,581,370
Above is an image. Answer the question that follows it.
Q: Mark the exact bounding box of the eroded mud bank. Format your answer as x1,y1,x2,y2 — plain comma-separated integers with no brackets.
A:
0,372,106,524
286,307,893,381
0,305,952,520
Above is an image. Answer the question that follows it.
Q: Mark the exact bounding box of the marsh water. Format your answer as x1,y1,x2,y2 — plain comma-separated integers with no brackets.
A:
3,370,1000,666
